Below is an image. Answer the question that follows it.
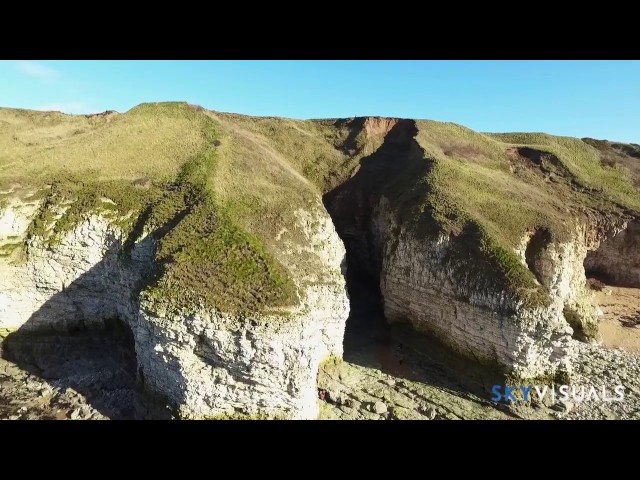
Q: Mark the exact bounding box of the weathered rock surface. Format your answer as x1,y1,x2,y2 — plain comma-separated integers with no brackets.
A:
327,186,612,381
321,118,640,382
585,220,640,288
3,105,640,420
380,222,575,380
0,329,137,420
317,318,640,421
0,201,349,419
564,342,640,420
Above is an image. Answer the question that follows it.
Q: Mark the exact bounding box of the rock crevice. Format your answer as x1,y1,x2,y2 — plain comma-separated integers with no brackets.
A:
324,121,640,381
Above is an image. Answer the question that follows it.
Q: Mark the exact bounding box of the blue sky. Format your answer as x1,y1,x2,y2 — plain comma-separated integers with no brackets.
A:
1,60,638,143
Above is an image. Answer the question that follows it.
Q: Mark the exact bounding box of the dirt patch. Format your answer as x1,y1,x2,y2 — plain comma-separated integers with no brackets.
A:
363,117,398,139
594,284,640,354
85,110,118,120
508,146,572,179
441,140,485,159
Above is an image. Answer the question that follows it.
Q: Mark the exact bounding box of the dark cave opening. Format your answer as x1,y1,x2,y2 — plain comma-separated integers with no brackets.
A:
0,317,166,419
324,232,508,407
320,119,507,402
524,227,552,286
340,240,389,356
321,118,423,357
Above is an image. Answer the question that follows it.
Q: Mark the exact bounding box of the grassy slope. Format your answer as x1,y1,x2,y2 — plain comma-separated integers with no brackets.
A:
415,125,639,245
0,104,205,185
1,103,638,314
411,126,639,306
206,112,355,285
0,103,298,314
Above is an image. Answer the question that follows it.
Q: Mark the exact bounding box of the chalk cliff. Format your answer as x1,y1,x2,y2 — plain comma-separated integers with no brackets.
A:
1,103,639,418
0,200,347,419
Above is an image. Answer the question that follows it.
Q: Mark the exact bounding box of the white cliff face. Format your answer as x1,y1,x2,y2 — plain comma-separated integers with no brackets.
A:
0,200,349,419
381,227,575,379
374,199,618,380
135,297,343,419
0,213,149,332
378,206,640,379
135,204,349,419
521,225,603,342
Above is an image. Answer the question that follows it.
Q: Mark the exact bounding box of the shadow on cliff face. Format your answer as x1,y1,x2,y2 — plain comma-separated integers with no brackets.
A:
0,216,187,420
2,320,142,419
585,220,640,288
324,119,424,281
340,240,506,406
324,119,506,406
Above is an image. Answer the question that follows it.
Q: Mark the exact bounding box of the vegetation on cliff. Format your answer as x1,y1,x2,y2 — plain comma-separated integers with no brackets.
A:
1,102,638,314
0,103,297,314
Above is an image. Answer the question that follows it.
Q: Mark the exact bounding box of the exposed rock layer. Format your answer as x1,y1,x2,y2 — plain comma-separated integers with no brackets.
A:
0,201,348,419
3,105,640,417
324,121,636,380
585,220,640,288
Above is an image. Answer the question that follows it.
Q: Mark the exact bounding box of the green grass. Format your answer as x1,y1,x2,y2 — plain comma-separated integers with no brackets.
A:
201,112,357,288
211,112,354,191
146,198,297,313
26,174,162,244
489,133,640,210
139,127,297,313
357,122,562,307
370,122,640,308
2,103,639,316
2,103,299,315
0,103,208,190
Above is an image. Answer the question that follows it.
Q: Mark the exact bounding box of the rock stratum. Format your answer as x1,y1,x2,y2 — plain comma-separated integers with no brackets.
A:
1,103,640,419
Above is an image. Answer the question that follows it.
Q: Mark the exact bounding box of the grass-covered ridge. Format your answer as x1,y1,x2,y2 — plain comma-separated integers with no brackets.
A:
0,103,207,188
407,124,640,306
414,124,637,246
322,118,640,309
412,125,640,307
1,103,639,314
489,132,640,211
141,147,297,313
0,103,298,314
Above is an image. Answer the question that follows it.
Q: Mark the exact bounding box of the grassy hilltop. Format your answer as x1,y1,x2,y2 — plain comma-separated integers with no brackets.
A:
1,102,638,315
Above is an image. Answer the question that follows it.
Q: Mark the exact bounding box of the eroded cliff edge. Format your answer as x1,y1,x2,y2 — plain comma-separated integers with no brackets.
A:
1,103,640,418
324,119,640,381
0,200,347,419
0,104,349,419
